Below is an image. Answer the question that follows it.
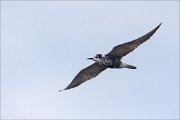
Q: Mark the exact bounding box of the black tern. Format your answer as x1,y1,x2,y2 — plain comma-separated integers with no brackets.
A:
60,23,162,92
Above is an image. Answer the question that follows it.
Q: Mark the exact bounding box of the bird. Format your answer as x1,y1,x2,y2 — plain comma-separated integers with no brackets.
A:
59,23,162,92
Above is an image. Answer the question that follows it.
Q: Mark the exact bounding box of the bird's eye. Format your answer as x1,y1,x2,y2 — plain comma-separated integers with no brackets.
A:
95,56,98,58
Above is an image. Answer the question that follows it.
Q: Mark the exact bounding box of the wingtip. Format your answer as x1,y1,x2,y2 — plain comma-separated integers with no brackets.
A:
158,22,162,27
153,22,162,32
59,88,69,92
59,89,64,92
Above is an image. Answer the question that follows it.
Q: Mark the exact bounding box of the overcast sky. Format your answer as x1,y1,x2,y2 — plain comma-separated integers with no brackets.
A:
1,1,179,119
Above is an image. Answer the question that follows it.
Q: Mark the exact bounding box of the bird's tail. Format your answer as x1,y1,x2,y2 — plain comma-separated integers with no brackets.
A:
120,61,137,69
126,64,137,69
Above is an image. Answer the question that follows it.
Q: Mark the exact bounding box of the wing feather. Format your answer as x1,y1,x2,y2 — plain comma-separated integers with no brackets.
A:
61,63,107,91
107,23,162,57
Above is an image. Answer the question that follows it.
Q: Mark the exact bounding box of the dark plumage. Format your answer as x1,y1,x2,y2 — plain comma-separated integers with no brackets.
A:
60,63,107,91
60,23,161,92
107,23,162,58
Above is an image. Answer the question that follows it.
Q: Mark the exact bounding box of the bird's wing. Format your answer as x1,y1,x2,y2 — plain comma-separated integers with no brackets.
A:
60,63,107,91
107,23,162,58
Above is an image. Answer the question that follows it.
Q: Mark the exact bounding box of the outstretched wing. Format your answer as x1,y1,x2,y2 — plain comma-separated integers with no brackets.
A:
60,63,107,91
107,23,162,58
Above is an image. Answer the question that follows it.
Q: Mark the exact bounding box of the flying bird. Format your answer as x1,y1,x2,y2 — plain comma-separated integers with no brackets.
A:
59,23,162,92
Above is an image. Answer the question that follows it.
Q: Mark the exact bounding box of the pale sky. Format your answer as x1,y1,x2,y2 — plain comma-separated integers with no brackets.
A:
1,1,179,119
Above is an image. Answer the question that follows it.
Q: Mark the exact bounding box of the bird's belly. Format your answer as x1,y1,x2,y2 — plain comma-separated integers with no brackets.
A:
104,57,121,68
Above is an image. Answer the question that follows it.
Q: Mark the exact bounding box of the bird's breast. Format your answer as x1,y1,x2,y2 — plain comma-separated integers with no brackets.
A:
103,56,121,68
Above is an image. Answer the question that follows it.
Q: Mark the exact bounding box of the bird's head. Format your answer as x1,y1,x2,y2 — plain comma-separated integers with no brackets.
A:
87,54,104,63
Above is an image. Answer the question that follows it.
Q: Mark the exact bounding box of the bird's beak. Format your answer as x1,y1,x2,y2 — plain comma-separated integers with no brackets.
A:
87,58,93,60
